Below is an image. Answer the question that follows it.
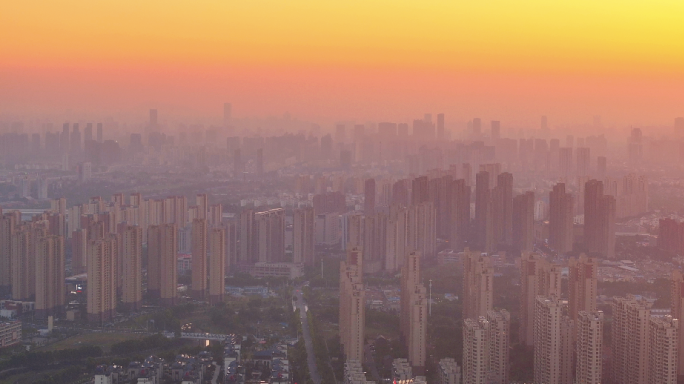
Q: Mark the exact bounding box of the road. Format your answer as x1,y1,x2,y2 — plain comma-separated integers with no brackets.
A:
211,362,220,384
295,288,322,384
364,344,382,382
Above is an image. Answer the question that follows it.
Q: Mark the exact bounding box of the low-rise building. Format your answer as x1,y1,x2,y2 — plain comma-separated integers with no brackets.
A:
0,320,21,348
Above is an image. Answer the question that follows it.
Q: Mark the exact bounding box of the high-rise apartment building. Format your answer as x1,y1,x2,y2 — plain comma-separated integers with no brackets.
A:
533,297,574,384
254,208,285,263
519,252,562,346
339,246,365,362
559,147,573,181
462,249,493,319
385,206,408,272
568,254,597,322
293,207,315,265
400,251,427,373
364,178,376,214
648,316,679,384
87,237,117,323
512,192,535,253
238,210,254,263
196,194,208,220
584,179,616,258
486,310,510,384
209,227,225,305
492,172,513,246
549,183,574,254
449,179,471,249
575,311,603,384
35,235,65,318
0,212,18,294
191,218,208,300
462,310,510,384
407,202,436,259
121,225,142,311
612,295,651,384
670,270,684,380
148,224,177,306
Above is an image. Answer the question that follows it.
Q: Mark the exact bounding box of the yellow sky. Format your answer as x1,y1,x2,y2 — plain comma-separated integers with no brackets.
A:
1,0,683,124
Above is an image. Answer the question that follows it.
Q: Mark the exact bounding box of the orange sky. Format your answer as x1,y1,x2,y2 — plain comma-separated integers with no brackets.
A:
1,1,683,126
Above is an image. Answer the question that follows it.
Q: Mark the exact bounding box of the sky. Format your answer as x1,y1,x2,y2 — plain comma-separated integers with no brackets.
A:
1,0,683,126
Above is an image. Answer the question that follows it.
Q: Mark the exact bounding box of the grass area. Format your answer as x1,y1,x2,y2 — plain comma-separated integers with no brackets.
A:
40,332,144,353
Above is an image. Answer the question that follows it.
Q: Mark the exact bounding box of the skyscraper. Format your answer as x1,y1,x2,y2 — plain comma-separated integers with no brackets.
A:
584,179,616,258
449,179,471,249
191,218,208,300
512,191,535,253
568,253,597,322
293,207,315,265
576,147,590,177
400,251,427,373
462,317,489,384
519,252,562,346
648,316,679,384
462,249,493,319
0,212,18,294
35,235,65,318
254,208,285,262
209,227,225,305
549,183,574,253
612,295,651,384
339,246,365,362
533,296,573,384
575,311,604,384
87,237,117,323
492,172,513,246
486,309,511,384
121,225,143,311
147,224,177,306
475,171,494,252
364,178,376,214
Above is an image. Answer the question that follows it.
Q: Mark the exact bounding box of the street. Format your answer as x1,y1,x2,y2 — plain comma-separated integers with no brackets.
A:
295,288,321,384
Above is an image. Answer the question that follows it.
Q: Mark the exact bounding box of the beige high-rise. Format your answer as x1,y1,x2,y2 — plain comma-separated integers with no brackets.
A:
486,310,510,384
519,252,561,346
612,295,651,384
400,251,427,373
648,316,679,384
87,237,117,323
549,183,574,254
385,206,408,273
121,225,142,311
407,202,436,259
462,249,493,319
209,227,226,304
339,246,365,362
255,208,285,262
575,311,603,384
148,224,177,306
191,218,208,300
35,235,65,318
672,270,684,381
462,317,489,384
0,212,19,293
568,253,597,322
293,207,315,265
533,297,573,384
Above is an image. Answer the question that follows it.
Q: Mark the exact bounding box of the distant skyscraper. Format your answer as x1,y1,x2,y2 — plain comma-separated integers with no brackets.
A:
35,235,65,318
475,171,494,252
400,251,427,373
462,249,493,319
223,103,232,125
339,246,365,362
87,237,117,323
256,148,264,176
568,254,597,322
147,224,177,306
519,253,562,346
449,179,471,248
584,180,616,258
293,208,315,265
492,172,513,246
254,208,285,262
576,147,590,177
549,183,574,253
364,178,376,214
512,192,535,253
209,227,225,305
121,225,142,311
191,218,208,300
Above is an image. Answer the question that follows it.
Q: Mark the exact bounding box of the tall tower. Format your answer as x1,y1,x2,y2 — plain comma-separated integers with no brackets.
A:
568,254,597,322
648,316,679,384
486,309,511,384
576,147,590,177
87,237,117,323
612,295,651,384
462,249,494,319
339,246,365,362
121,225,143,311
148,224,177,306
584,179,615,258
196,194,208,220
492,172,513,246
35,235,65,318
549,183,574,254
462,317,489,384
364,178,376,214
400,251,427,373
519,252,562,346
449,179,471,249
512,191,535,253
191,218,208,300
209,227,226,305
533,297,573,384
475,171,493,252
575,311,604,384
0,212,18,294
293,208,315,265
254,208,285,262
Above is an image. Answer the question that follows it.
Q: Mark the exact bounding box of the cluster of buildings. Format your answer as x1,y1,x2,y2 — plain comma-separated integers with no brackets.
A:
93,353,209,384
